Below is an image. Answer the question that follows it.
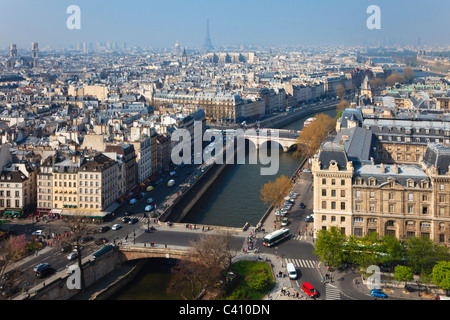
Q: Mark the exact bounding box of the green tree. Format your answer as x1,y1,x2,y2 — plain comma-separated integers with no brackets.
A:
431,261,450,295
405,237,450,276
394,266,414,290
379,234,406,267
314,226,348,268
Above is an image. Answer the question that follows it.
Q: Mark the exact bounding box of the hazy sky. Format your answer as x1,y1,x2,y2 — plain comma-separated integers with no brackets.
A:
1,0,449,50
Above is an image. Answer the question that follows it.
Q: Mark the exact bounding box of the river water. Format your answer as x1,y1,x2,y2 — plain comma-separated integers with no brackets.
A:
182,108,337,228
110,107,336,300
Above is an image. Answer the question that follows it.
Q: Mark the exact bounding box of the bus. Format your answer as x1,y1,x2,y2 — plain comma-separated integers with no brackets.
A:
262,228,290,247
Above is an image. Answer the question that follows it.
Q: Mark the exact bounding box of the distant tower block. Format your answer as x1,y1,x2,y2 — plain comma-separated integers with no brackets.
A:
202,19,214,52
32,42,39,59
10,44,17,58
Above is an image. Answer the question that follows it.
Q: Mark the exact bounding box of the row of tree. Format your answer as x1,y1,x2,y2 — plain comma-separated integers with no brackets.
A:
314,226,450,292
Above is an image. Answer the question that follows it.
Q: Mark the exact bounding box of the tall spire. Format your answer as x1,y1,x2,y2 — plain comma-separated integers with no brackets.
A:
203,19,214,52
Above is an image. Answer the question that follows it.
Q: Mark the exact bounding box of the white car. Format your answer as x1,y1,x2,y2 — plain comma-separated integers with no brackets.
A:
145,205,153,212
112,224,122,230
32,230,44,236
67,252,78,261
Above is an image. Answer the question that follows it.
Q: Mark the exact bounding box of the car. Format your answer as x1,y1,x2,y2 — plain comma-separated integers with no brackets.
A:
129,198,137,205
128,218,138,224
32,230,44,236
80,236,94,244
299,203,306,209
370,289,387,298
281,217,289,226
305,215,314,222
139,192,146,198
67,252,78,261
36,266,54,279
61,244,72,253
99,226,110,233
121,217,130,223
33,263,50,273
302,282,318,298
147,198,154,204
95,237,109,245
112,224,122,230
145,205,153,212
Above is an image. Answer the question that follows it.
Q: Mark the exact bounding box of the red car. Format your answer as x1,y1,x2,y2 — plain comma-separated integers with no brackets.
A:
302,282,318,298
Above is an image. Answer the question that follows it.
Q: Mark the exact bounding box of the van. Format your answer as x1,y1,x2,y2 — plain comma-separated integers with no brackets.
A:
286,263,297,279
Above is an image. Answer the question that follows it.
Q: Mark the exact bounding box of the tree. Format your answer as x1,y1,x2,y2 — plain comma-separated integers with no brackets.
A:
370,77,385,90
260,174,291,207
431,261,450,295
335,84,346,98
394,266,414,290
336,99,350,113
386,72,405,86
295,113,336,159
314,226,348,268
379,234,406,268
59,216,98,293
404,236,450,276
402,67,415,84
0,234,28,281
169,232,235,299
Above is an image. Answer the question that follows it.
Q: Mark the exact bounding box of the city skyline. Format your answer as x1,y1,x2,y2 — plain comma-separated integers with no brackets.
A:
1,0,450,50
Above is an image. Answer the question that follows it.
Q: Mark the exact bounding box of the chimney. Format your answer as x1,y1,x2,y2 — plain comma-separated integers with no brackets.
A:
380,163,385,173
394,164,399,174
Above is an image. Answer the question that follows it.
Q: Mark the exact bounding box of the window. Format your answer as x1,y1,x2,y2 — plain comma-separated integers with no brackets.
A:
370,203,375,212
408,193,413,201
322,201,327,209
322,178,326,185
408,205,414,214
322,189,326,197
331,202,336,210
354,228,363,237
353,217,364,223
440,184,445,191
422,206,428,215
370,191,375,199
331,216,336,222
341,217,345,223
322,215,327,221
389,204,395,213
341,202,346,210
331,179,336,185
389,192,394,200
341,179,345,186
331,190,336,197
356,190,361,198
356,203,361,211
341,190,345,197
440,195,446,203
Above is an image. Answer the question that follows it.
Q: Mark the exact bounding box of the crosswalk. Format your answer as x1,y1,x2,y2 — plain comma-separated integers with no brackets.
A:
115,215,149,223
284,258,318,269
325,283,341,300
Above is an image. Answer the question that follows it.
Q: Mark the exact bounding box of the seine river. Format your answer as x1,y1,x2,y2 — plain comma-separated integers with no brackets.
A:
181,108,337,228
110,107,337,300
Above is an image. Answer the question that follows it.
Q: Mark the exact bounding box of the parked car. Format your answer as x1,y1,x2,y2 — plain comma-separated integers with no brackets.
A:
147,198,154,204
32,230,44,236
299,203,306,209
370,289,387,298
61,244,72,253
67,252,78,261
80,236,94,244
98,226,110,233
112,224,122,230
95,237,109,245
129,198,137,205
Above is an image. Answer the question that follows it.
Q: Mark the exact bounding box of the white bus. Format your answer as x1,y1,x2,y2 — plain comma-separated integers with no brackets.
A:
262,228,290,247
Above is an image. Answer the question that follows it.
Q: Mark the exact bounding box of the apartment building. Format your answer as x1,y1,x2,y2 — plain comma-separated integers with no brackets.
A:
312,140,450,246
36,154,119,219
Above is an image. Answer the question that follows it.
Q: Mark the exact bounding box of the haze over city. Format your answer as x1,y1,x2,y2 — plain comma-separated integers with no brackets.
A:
1,0,450,49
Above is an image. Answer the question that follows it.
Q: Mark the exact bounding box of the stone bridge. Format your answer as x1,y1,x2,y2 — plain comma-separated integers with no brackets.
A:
118,245,190,261
216,128,299,152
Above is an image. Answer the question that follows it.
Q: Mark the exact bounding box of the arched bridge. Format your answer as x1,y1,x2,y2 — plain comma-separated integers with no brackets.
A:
118,245,190,261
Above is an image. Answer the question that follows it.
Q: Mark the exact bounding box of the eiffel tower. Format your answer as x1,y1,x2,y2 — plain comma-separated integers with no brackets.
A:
203,19,214,52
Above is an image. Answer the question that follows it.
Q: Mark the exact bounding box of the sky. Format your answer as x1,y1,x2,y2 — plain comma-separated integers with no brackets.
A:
1,0,449,50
